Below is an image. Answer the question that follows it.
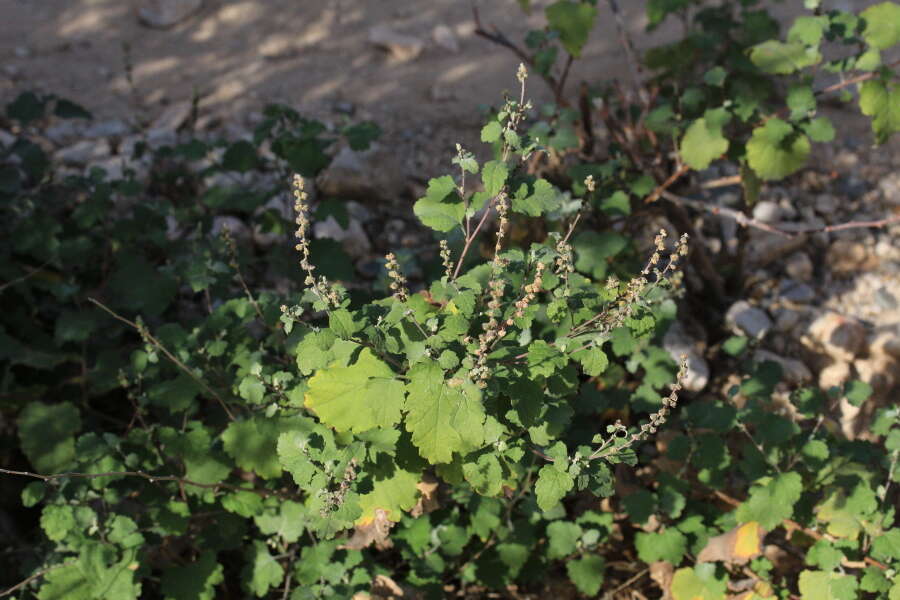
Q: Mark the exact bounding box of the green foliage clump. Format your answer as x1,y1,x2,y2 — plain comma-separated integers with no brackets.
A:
2,0,900,598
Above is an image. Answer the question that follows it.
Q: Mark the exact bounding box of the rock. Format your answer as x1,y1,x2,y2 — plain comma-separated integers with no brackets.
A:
784,252,813,282
807,312,866,362
14,46,30,59
210,215,251,242
779,280,815,304
878,172,900,206
772,307,801,333
754,350,812,384
752,201,781,223
746,232,808,268
874,287,898,310
662,322,709,392
429,83,456,102
2,64,22,80
56,139,111,166
345,200,373,223
814,193,839,216
148,100,192,143
313,216,371,258
0,129,14,148
252,193,294,247
432,24,460,53
317,143,405,203
819,360,851,391
826,240,877,276
333,101,355,116
90,157,125,180
854,356,896,398
137,0,203,28
84,119,129,139
369,26,425,61
871,328,900,361
44,120,84,146
725,300,773,339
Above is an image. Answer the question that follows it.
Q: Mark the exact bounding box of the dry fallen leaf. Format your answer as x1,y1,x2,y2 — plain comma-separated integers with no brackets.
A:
410,473,440,518
341,508,394,550
649,560,674,600
697,521,765,565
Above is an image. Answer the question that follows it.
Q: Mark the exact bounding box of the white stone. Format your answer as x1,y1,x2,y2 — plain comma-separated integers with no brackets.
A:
56,139,111,166
84,120,129,139
45,120,84,146
432,24,460,53
313,215,371,258
0,129,14,148
662,322,709,392
317,143,405,203
752,201,781,223
137,0,203,28
369,26,425,61
807,311,866,362
725,300,773,338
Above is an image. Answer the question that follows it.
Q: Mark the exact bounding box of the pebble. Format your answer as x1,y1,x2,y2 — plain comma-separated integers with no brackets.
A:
432,24,460,53
14,46,30,59
754,349,812,384
84,119,129,139
44,121,84,146
662,322,709,392
313,216,372,258
875,287,898,310
772,307,801,332
0,129,15,147
818,360,851,391
826,240,877,276
369,25,425,61
779,280,815,304
752,200,781,223
317,143,405,203
137,0,203,28
56,139,111,166
814,193,839,216
878,172,900,206
806,311,866,362
725,300,773,339
784,252,813,281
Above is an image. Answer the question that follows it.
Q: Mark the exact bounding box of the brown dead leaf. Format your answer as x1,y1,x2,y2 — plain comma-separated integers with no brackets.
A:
697,521,765,565
410,473,440,518
341,508,394,550
649,561,674,600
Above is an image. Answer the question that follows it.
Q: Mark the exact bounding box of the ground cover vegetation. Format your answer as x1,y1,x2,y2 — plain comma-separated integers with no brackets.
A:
1,0,899,598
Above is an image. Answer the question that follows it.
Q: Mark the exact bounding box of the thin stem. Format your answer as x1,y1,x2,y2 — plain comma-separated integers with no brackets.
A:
0,467,293,499
451,199,496,281
88,298,237,421
0,562,76,598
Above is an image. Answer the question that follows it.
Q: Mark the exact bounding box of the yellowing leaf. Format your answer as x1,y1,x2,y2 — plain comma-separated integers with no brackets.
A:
697,521,764,565
356,468,419,526
670,565,727,600
304,348,404,434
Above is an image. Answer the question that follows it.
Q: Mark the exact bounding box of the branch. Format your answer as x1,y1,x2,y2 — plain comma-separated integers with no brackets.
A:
605,0,649,106
815,58,900,96
472,5,569,106
451,199,496,281
662,190,900,238
0,467,293,499
88,298,237,421
0,561,75,598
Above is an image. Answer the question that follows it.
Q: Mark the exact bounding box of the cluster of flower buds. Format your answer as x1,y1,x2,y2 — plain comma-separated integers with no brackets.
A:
385,253,408,301
292,175,340,307
507,262,545,326
439,239,454,279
